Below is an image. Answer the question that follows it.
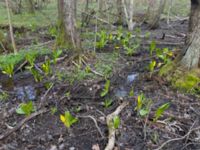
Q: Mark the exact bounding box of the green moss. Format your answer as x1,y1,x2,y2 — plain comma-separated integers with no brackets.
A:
159,61,176,77
173,70,200,93
159,60,200,95
56,21,74,49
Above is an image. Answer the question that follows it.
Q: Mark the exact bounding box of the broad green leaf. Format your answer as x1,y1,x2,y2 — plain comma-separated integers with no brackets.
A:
139,109,149,117
154,102,170,121
150,40,156,55
16,101,35,116
103,99,112,108
60,111,78,128
113,116,120,129
100,80,110,97
149,60,156,72
136,94,143,111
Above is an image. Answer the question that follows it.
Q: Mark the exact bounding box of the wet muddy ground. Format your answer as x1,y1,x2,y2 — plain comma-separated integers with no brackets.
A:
0,20,200,150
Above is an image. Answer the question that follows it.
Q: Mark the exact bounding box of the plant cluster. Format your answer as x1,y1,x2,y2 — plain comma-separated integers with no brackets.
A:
95,27,144,56
148,40,174,75
135,93,170,122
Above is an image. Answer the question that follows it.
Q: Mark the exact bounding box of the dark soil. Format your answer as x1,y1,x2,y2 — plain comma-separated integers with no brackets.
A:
0,20,200,150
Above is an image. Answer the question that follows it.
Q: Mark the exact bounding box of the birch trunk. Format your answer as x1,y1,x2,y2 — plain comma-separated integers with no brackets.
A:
122,0,135,31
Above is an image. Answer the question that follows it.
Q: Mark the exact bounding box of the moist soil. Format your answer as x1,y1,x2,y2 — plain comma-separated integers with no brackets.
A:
0,20,200,150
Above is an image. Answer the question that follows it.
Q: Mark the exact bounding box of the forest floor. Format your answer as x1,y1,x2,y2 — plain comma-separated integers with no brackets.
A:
0,19,200,150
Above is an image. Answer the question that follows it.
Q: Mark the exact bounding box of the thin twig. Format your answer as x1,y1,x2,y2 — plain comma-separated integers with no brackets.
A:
0,109,48,141
39,83,54,108
91,69,104,77
78,115,105,138
0,41,7,53
5,0,17,54
80,11,115,28
154,125,200,150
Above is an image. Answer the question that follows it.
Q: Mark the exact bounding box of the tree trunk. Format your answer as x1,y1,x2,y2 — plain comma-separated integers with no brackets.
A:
116,0,123,25
5,0,17,54
99,0,104,13
122,0,135,31
181,0,200,69
147,0,166,29
57,0,82,51
26,0,35,13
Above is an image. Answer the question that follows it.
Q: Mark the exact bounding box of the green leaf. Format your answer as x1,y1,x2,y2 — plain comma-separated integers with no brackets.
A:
60,111,78,128
113,116,120,129
100,80,110,97
149,60,156,72
150,40,156,55
52,50,62,64
2,63,14,78
129,88,134,97
42,59,52,75
16,101,35,116
30,68,43,82
103,99,112,108
139,109,149,117
135,94,143,111
26,53,36,67
154,102,170,122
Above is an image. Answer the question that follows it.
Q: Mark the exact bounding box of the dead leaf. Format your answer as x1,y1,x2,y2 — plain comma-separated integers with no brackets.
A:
92,144,100,150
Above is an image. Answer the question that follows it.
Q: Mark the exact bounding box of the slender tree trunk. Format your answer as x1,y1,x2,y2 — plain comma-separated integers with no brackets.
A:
122,0,135,31
128,0,134,31
181,0,200,69
5,0,17,54
26,0,35,13
116,0,123,25
99,0,104,13
57,0,82,51
147,0,166,29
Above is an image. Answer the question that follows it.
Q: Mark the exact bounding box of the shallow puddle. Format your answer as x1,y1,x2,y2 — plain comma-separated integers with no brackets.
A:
14,85,37,101
127,73,138,84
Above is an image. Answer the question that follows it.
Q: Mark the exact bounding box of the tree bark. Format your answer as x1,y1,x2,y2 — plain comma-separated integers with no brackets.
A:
26,0,35,13
116,0,123,25
5,0,17,54
147,0,166,29
122,0,135,31
181,0,200,69
57,0,82,51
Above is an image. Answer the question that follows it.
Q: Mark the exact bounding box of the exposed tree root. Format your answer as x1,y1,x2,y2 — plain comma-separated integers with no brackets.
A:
104,101,129,150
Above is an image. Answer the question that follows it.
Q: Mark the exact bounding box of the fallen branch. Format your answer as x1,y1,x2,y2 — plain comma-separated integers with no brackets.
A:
80,10,115,28
105,101,129,150
90,69,104,77
23,40,54,49
0,109,48,141
143,40,184,46
14,54,68,74
39,83,54,108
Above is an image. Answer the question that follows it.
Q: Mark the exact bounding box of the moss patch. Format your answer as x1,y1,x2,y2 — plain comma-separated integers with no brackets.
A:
159,62,200,95
159,61,176,77
173,69,200,93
